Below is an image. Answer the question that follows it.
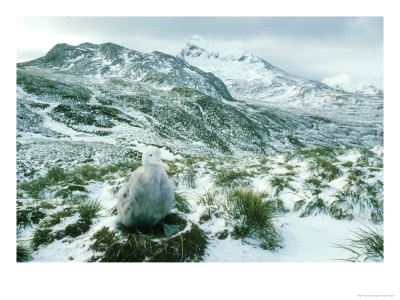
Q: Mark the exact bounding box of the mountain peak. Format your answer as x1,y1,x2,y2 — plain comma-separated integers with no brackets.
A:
180,34,251,62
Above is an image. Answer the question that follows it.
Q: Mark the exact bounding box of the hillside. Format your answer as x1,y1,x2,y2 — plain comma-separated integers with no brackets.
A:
16,39,383,262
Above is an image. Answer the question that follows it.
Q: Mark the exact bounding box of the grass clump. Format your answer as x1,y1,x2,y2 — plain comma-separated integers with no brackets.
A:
342,161,353,168
308,157,343,182
180,157,198,188
213,168,253,187
89,214,208,262
223,187,282,251
294,199,306,212
40,207,76,227
17,201,54,229
304,177,329,195
284,146,339,163
31,228,54,250
78,200,102,220
17,243,32,262
269,175,293,197
333,226,383,262
31,200,103,250
300,197,328,217
174,192,191,214
19,161,141,199
331,179,383,224
216,230,229,240
197,189,220,221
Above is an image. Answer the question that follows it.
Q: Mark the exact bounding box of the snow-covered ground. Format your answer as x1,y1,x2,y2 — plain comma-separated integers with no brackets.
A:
17,145,383,262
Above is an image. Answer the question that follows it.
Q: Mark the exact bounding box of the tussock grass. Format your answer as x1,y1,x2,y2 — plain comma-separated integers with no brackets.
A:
197,189,220,221
31,228,54,250
107,205,118,216
19,161,141,198
342,161,353,168
17,243,32,262
183,162,197,188
31,199,104,250
269,175,293,197
174,192,191,214
294,199,306,212
17,201,55,229
40,207,76,227
223,187,282,251
284,146,340,163
308,157,343,182
300,197,328,217
304,177,329,195
213,168,253,187
55,185,88,199
78,199,102,220
332,179,383,223
333,226,383,262
88,214,208,262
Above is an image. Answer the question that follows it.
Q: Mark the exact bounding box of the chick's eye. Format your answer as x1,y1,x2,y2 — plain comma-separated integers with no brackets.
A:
149,154,152,156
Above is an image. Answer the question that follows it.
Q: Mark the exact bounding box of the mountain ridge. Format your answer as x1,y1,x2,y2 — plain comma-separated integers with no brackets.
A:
17,39,383,181
18,42,235,102
178,35,382,109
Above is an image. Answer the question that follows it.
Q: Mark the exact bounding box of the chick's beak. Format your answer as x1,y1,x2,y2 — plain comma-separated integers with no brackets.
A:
156,158,169,171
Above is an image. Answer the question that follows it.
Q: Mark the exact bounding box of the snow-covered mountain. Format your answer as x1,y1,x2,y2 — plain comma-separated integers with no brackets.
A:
19,42,234,102
17,40,383,180
355,85,383,96
179,35,383,109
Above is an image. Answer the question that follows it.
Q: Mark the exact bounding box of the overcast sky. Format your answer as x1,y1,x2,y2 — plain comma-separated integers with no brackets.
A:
16,17,383,90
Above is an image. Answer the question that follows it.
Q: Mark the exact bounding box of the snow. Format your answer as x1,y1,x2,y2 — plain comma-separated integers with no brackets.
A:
17,140,383,263
16,39,383,264
180,35,383,117
204,213,359,262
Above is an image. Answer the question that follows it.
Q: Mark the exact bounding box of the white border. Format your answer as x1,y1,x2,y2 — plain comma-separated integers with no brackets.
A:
2,1,399,299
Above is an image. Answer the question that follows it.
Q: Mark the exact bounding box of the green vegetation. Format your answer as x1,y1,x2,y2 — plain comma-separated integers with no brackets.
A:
29,102,51,109
183,159,197,188
308,157,343,182
197,189,219,221
17,243,32,262
304,177,328,195
17,201,56,229
284,146,341,163
17,72,92,101
79,199,102,220
213,168,253,187
50,104,135,128
333,226,383,262
342,161,353,168
300,197,327,217
31,228,54,250
269,174,294,197
89,214,208,262
294,199,306,212
30,199,103,250
19,161,141,198
174,192,191,214
223,187,282,251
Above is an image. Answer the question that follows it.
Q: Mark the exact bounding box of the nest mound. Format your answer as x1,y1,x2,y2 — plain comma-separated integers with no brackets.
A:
88,213,208,262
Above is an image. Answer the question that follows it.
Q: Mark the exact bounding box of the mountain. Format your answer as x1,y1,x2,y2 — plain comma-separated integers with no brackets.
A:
16,40,384,263
17,40,382,182
355,85,383,96
18,42,234,102
179,35,383,110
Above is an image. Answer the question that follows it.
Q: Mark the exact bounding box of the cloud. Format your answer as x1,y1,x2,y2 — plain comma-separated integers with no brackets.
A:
322,73,352,90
